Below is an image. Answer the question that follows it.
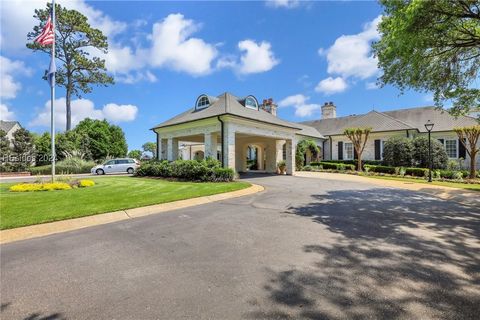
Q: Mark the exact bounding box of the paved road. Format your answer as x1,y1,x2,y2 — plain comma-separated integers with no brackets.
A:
1,174,479,319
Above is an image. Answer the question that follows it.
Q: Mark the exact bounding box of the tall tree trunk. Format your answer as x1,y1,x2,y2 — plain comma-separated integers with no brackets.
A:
66,85,72,131
470,152,476,179
357,153,362,171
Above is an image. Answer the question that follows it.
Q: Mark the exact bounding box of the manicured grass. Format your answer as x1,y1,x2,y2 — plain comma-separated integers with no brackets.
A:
362,175,480,191
0,177,250,230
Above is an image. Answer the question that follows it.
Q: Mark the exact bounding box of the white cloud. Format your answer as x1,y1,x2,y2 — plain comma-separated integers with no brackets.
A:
0,104,16,121
115,71,158,84
278,94,308,107
102,103,138,122
315,77,348,95
0,56,32,99
149,14,217,75
315,15,382,94
366,81,380,90
322,16,381,79
266,0,301,9
278,94,321,117
30,98,138,128
237,40,279,74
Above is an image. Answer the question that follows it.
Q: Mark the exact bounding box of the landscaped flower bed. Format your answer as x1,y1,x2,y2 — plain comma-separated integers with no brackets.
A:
9,179,95,192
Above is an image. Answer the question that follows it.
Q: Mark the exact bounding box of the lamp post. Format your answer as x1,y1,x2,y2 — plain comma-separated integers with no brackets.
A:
424,120,434,182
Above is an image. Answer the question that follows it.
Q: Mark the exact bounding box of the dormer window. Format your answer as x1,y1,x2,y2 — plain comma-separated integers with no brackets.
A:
245,96,258,110
196,95,210,110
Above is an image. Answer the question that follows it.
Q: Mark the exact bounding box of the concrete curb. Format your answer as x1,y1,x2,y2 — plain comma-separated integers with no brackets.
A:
0,183,264,245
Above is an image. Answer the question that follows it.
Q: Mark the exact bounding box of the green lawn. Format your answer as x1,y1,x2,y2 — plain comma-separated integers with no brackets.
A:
0,177,250,230
362,175,480,191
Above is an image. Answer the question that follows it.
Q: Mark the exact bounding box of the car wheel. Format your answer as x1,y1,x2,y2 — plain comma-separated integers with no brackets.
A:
96,169,105,175
127,167,134,174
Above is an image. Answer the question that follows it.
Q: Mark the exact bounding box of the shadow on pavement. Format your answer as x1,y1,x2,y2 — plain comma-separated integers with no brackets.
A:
247,188,480,319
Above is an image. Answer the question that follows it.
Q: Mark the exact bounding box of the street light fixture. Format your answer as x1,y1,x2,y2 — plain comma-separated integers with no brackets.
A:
424,120,434,182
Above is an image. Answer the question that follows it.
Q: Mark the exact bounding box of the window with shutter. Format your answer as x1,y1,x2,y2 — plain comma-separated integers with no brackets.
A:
374,140,381,160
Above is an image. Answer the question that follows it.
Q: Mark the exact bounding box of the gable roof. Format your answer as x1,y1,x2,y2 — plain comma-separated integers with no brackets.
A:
383,106,478,132
153,93,324,139
302,106,478,136
0,120,20,133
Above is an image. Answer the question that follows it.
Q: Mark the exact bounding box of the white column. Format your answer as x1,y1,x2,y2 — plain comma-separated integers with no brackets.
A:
266,141,277,173
161,139,168,160
257,146,264,170
167,138,179,161
204,132,218,159
276,140,285,163
285,139,295,175
223,123,236,170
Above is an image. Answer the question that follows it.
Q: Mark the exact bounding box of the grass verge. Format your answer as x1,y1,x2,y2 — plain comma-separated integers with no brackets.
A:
362,175,480,191
0,177,250,230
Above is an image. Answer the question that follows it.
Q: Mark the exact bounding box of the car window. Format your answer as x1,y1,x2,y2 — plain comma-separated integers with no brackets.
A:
117,159,128,164
128,159,135,163
105,160,115,165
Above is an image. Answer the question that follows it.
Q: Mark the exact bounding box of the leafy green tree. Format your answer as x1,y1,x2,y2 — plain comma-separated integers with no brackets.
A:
27,3,114,131
128,150,142,160
0,130,12,171
296,139,320,170
373,0,480,118
412,136,448,169
383,136,414,167
73,118,128,161
344,127,372,171
142,142,157,158
11,128,34,171
33,132,52,166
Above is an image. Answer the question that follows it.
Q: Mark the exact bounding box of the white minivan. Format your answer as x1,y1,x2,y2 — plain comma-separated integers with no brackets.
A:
91,158,140,175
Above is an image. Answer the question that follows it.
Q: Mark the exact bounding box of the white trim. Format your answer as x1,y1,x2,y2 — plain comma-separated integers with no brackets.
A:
195,94,210,110
344,142,354,160
438,137,459,159
244,95,259,110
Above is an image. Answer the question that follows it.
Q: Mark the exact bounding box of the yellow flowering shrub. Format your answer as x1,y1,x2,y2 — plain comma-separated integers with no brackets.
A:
9,182,72,192
79,179,95,187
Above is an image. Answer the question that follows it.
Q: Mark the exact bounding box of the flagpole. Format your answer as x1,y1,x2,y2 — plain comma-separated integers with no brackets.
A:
50,0,56,182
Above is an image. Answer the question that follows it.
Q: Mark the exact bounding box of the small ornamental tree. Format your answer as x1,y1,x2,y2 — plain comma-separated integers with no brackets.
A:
0,130,11,171
33,132,52,166
128,150,142,160
142,142,157,158
454,125,480,179
412,136,448,169
383,136,414,167
296,139,320,170
344,127,371,171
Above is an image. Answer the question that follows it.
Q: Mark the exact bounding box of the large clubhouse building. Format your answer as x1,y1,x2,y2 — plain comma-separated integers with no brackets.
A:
152,93,479,174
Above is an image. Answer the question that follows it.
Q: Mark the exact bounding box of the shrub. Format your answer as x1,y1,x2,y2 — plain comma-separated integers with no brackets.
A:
453,171,464,181
79,179,95,187
437,170,470,179
412,136,448,169
363,165,396,174
134,159,235,182
10,182,72,192
383,136,414,167
310,161,355,171
302,165,313,171
29,157,96,175
405,167,428,177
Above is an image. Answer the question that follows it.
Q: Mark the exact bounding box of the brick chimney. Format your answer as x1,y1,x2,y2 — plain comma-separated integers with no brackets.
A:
321,101,336,119
260,98,277,116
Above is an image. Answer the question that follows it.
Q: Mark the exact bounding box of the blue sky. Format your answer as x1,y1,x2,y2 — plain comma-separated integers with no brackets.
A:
0,0,433,150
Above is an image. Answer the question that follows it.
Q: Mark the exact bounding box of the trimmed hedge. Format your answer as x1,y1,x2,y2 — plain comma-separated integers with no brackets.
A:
364,165,396,174
310,161,355,171
135,159,235,182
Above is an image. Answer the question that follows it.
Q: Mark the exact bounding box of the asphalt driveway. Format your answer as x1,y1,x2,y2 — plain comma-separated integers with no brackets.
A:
1,174,479,319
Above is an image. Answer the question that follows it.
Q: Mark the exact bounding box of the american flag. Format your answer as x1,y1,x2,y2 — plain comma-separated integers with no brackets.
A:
34,13,54,46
